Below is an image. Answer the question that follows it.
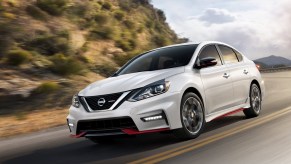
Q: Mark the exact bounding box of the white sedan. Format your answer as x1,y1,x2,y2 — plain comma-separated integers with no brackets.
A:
67,41,265,143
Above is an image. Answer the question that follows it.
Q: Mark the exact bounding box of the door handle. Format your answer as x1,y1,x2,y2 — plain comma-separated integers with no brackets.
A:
223,73,230,78
243,70,249,74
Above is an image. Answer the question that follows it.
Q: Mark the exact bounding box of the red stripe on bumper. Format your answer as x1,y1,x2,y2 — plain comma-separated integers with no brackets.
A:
70,132,86,138
214,108,245,120
122,128,170,135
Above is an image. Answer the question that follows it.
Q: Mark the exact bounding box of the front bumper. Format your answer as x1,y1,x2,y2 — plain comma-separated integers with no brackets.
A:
67,91,182,137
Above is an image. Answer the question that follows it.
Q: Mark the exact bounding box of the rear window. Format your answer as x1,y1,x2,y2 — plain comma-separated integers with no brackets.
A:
219,45,239,64
117,45,197,75
234,50,243,62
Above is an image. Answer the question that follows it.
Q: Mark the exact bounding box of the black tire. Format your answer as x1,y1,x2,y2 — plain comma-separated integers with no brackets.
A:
244,83,262,118
87,137,114,144
174,92,205,140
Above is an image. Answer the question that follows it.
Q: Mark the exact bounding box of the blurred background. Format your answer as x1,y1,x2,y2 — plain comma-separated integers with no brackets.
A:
1,0,291,138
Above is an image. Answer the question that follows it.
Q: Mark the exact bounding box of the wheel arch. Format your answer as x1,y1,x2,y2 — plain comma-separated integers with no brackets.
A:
250,79,261,92
182,87,204,107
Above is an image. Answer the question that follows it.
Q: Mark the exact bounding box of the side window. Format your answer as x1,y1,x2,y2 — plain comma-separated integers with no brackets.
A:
198,45,222,66
219,45,239,64
234,50,243,62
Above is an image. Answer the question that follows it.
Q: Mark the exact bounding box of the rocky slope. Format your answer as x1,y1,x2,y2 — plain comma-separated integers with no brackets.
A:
0,0,187,115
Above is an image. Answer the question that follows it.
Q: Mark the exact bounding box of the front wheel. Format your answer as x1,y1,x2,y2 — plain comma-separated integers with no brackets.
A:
174,92,205,140
244,83,262,118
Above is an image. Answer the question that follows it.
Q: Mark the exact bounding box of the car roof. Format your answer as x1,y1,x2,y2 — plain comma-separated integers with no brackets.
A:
153,41,235,50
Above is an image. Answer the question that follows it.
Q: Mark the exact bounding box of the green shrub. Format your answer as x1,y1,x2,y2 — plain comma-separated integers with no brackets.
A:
56,30,70,38
0,23,14,57
34,82,60,94
119,1,131,11
133,0,150,5
113,53,135,66
128,39,137,49
152,35,169,47
123,20,135,29
2,12,16,19
14,112,27,120
154,23,164,33
114,10,125,21
5,50,32,66
156,9,166,21
69,3,88,17
26,35,70,56
26,5,48,21
50,54,84,75
89,26,116,40
94,13,109,24
102,1,112,10
0,38,11,57
77,55,90,63
36,0,68,16
146,20,154,29
93,64,118,77
115,40,132,51
137,25,145,33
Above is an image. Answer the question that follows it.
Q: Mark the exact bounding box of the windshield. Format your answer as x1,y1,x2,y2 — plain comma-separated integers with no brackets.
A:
116,44,197,76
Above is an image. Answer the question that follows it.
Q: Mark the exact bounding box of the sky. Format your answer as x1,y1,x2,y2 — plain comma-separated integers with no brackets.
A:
151,0,291,60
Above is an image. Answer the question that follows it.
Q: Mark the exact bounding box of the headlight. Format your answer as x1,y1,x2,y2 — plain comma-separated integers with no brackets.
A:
72,94,80,108
128,80,170,102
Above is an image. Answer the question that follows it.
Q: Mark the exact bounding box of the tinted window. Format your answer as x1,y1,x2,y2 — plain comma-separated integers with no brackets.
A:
219,45,238,64
234,50,243,62
117,45,197,75
198,45,222,66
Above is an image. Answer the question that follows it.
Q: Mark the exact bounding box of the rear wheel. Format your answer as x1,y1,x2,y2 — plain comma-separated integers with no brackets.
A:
174,92,205,140
244,83,261,118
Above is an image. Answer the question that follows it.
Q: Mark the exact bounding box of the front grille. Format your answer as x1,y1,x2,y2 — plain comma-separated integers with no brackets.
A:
77,117,136,133
82,92,123,111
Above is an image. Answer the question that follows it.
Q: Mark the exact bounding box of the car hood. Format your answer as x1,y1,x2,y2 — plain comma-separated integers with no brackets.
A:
79,67,185,96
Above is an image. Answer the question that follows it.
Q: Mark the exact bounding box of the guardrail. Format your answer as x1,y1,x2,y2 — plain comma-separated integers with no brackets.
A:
259,66,291,73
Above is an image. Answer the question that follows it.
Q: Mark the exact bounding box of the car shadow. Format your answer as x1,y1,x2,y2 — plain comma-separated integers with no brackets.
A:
204,115,246,132
4,115,246,164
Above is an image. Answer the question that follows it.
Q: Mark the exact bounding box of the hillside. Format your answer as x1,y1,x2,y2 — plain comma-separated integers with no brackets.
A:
0,0,186,115
254,55,291,69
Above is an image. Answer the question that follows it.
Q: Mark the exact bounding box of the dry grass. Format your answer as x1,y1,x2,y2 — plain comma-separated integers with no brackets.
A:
0,108,68,138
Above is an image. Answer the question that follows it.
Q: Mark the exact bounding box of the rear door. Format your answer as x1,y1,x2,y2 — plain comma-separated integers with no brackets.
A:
197,45,234,115
217,45,251,106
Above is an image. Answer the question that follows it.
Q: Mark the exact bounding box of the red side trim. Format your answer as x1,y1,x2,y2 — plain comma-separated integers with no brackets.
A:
213,108,245,120
70,132,86,138
122,128,170,135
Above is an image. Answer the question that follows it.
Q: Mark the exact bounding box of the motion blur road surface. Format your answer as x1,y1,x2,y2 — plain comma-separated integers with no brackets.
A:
1,71,291,164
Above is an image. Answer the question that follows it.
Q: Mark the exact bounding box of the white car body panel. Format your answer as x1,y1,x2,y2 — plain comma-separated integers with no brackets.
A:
67,41,265,136
199,64,234,115
79,67,185,96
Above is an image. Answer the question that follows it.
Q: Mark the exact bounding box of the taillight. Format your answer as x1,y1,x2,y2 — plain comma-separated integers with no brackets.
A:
256,64,260,70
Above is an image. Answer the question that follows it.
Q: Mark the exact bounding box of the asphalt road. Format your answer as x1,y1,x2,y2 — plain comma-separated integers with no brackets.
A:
1,71,291,164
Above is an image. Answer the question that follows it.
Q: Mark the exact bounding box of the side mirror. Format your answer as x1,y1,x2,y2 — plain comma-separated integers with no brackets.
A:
195,57,217,69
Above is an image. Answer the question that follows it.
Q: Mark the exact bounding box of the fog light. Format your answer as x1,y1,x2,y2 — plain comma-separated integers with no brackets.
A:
141,114,164,122
67,119,74,132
